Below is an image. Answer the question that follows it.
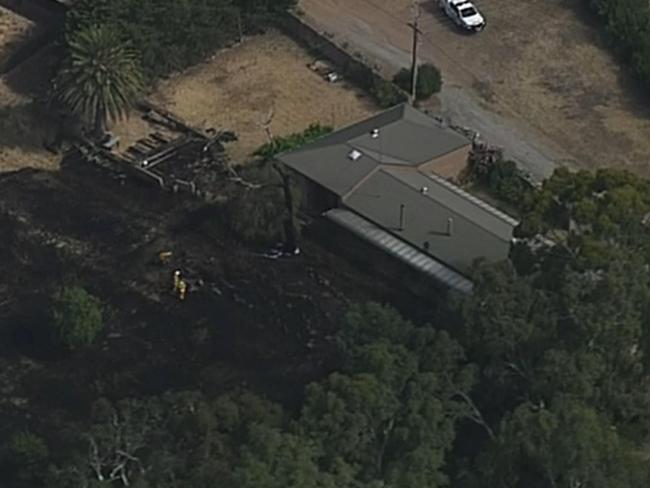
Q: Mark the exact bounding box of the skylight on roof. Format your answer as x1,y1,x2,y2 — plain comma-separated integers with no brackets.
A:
348,149,363,161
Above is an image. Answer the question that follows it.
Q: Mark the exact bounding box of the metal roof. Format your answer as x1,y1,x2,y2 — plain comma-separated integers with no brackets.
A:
346,118,469,166
324,208,474,294
278,103,516,276
343,168,517,272
278,142,379,196
277,103,470,196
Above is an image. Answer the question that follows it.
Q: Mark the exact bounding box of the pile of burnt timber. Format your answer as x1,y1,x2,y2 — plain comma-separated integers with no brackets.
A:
138,100,206,139
75,103,236,196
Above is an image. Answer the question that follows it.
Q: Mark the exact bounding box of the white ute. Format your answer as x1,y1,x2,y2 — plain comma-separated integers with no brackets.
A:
439,0,486,32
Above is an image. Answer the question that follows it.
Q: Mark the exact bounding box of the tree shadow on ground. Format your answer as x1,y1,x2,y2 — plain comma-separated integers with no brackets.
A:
7,295,65,363
0,101,56,151
2,40,60,96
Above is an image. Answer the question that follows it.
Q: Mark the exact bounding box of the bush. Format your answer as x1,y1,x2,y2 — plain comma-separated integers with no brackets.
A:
488,159,530,205
370,77,409,108
51,285,104,350
6,432,49,487
254,124,333,160
466,149,532,209
392,63,442,100
587,0,650,87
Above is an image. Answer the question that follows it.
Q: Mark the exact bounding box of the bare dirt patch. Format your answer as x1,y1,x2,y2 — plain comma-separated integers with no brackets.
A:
300,0,650,175
149,30,378,163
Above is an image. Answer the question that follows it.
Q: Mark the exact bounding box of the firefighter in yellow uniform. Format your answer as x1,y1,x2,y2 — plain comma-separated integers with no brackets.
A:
171,269,188,300
172,270,182,292
177,279,188,300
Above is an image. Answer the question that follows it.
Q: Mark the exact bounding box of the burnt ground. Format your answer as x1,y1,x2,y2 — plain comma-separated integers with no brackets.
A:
0,161,437,430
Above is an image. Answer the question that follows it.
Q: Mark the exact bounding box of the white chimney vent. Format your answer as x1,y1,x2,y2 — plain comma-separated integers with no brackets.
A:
348,149,363,161
446,217,454,236
370,129,379,138
420,186,428,194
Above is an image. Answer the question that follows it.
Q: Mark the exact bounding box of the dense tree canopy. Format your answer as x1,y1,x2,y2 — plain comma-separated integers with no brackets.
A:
443,166,650,486
476,397,645,488
298,303,475,488
9,270,650,488
588,0,650,85
65,0,297,79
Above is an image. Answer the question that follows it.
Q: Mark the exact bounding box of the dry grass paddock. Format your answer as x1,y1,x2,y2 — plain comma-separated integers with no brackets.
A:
148,30,378,163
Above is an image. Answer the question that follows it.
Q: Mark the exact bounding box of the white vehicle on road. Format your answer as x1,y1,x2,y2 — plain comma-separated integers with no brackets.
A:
439,0,486,32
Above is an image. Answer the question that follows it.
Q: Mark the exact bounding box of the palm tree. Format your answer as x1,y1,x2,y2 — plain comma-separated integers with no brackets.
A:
53,25,144,138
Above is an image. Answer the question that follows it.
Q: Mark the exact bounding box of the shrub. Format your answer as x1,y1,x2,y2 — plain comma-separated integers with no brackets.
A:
6,432,49,487
466,148,532,209
51,285,104,350
370,77,409,108
254,124,333,160
587,0,650,87
393,63,442,100
488,159,530,205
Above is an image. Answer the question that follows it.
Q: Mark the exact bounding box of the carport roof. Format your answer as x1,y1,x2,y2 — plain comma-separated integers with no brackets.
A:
277,103,470,196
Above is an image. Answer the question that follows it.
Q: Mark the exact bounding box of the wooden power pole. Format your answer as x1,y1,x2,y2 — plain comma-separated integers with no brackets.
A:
407,1,422,106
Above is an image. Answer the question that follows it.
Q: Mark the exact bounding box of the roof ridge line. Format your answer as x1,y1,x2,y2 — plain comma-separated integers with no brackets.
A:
348,143,411,166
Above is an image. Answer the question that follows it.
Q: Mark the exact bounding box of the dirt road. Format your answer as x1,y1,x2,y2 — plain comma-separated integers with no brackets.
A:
299,0,650,180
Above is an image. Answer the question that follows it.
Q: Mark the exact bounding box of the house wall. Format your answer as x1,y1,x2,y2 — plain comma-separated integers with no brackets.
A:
417,145,471,180
307,216,449,298
291,170,340,215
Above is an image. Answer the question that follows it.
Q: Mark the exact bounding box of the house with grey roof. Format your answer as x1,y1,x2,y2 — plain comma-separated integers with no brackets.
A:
277,103,519,293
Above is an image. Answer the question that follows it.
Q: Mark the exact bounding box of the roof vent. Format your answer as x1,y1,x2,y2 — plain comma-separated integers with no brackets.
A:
348,149,363,161
446,217,454,236
420,186,428,194
370,128,380,139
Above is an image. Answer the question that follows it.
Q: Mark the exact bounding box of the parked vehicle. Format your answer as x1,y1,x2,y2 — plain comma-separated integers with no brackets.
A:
439,0,486,32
